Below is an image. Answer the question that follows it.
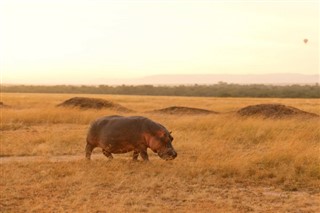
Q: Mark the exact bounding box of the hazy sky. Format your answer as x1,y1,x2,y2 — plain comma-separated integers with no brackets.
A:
1,0,319,84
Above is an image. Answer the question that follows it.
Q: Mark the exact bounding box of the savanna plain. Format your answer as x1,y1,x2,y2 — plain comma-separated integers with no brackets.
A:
1,93,319,212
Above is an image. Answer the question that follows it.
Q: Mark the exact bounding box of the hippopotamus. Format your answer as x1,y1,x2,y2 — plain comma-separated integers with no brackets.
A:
85,115,177,161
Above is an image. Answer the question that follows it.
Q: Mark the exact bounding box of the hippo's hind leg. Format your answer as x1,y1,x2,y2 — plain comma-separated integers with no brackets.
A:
85,143,95,160
102,149,113,160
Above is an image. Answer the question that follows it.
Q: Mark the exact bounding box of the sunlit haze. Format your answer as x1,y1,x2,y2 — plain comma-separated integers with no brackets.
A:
1,0,319,85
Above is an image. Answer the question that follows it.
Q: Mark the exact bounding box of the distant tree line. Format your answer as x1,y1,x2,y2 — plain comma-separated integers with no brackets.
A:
2,83,320,98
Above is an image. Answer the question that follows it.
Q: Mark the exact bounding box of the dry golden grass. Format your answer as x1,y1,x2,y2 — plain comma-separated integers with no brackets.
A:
1,93,320,212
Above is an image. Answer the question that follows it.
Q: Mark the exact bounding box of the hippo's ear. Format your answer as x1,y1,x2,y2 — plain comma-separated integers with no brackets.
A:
169,131,172,134
169,132,174,141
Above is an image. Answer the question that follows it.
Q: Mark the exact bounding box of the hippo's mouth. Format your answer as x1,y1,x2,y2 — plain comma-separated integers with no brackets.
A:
164,156,176,161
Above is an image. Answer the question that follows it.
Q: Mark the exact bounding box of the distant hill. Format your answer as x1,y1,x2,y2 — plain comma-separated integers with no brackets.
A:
97,73,319,85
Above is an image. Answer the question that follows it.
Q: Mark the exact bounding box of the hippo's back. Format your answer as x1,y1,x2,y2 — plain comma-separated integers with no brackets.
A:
86,115,149,146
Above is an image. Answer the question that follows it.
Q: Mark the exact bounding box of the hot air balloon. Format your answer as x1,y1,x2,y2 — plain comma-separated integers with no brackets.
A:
303,39,308,44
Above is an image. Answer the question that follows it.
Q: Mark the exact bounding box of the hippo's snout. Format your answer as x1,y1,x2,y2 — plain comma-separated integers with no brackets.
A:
158,149,177,160
171,151,177,158
166,151,177,161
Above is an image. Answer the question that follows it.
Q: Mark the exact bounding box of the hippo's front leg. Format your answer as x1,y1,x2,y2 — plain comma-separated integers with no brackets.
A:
102,149,113,160
132,151,139,161
140,150,149,161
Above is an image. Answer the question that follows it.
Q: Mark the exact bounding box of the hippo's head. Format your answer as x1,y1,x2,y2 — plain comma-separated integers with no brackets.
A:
148,131,177,160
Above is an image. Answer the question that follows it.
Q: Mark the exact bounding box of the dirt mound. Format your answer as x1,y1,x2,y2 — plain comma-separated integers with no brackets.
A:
149,106,218,115
237,104,318,118
57,97,133,112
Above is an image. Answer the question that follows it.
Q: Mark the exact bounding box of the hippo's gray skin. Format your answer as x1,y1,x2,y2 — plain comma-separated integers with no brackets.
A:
86,115,177,161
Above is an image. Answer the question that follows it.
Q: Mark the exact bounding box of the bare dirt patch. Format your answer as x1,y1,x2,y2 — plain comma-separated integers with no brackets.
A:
237,104,319,119
0,154,95,164
149,106,218,115
57,97,133,112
